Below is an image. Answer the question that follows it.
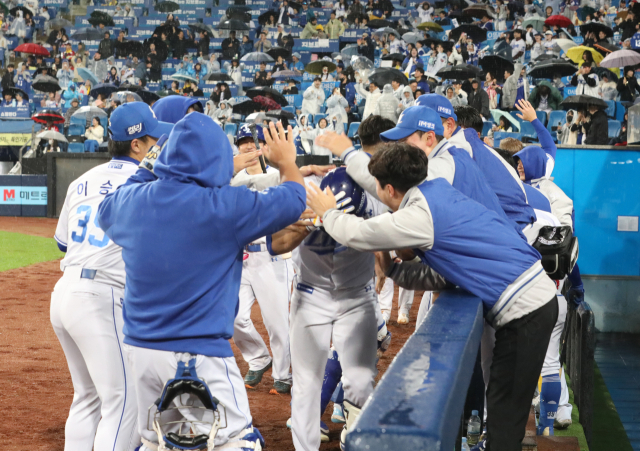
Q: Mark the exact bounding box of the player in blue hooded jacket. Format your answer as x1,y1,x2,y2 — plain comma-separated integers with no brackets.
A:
97,115,306,450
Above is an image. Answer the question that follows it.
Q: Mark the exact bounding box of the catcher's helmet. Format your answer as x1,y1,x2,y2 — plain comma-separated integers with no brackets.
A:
235,123,264,145
320,167,368,217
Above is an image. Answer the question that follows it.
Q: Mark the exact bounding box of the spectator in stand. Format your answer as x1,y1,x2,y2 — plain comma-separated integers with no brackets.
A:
198,31,210,58
115,30,129,58
617,66,640,102
529,81,563,116
326,87,348,131
254,31,272,52
356,81,381,120
413,67,430,93
291,53,304,73
89,52,108,82
302,77,325,115
326,11,345,38
1,64,15,90
301,17,319,39
571,65,600,97
357,32,375,61
44,92,59,108
273,55,287,72
445,84,468,106
320,65,334,82
92,93,107,109
63,81,82,108
57,60,73,90
1,92,15,107
99,31,114,59
254,62,270,86
277,0,294,24
182,80,194,96
63,97,80,127
468,78,490,119
374,84,400,123
239,35,252,57
600,73,617,101
104,66,120,86
145,56,162,82
191,62,207,82
581,104,609,145
62,42,75,62
84,116,104,152
276,24,286,47
206,53,220,73
222,30,240,59
172,30,190,59
170,80,181,95
283,79,298,94
13,63,31,92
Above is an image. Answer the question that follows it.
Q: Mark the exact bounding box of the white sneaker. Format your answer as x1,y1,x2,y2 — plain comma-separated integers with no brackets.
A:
397,313,409,325
286,418,329,442
382,311,390,323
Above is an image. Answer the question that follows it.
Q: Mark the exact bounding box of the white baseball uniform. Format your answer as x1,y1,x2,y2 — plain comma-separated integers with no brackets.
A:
233,167,294,383
290,176,386,451
51,156,140,451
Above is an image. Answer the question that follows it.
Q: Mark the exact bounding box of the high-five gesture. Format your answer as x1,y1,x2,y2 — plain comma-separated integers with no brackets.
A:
263,121,304,187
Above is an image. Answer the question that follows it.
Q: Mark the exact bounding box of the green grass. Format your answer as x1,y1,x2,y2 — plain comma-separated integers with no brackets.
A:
0,230,64,271
556,369,590,451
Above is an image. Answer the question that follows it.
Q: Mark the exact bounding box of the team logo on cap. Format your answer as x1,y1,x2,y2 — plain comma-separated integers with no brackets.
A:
437,106,452,115
127,123,143,135
397,112,404,124
418,120,435,130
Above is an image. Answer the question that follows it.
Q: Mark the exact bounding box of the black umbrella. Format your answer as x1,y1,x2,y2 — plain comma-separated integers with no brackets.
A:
90,83,118,98
527,59,577,78
580,22,613,38
32,109,64,125
119,40,145,58
368,19,394,29
88,11,115,27
436,63,482,80
462,4,495,18
137,90,161,105
9,5,32,17
233,100,262,116
156,1,179,12
32,75,60,93
226,5,251,18
480,55,514,80
206,73,233,82
418,38,454,52
265,109,296,127
48,17,73,30
157,89,179,97
189,22,215,36
3,87,28,100
71,27,103,41
368,67,408,87
560,94,607,110
267,47,291,61
593,67,618,82
258,10,278,26
447,9,474,24
382,52,406,62
507,1,525,16
449,24,487,43
246,86,289,106
534,53,557,62
117,83,142,92
153,24,176,37
218,18,250,31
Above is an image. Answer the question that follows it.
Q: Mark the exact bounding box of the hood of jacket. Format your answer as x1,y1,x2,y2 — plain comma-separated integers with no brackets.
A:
67,81,77,91
402,85,413,96
514,145,546,182
565,109,577,125
297,113,311,128
154,112,233,188
382,83,393,94
152,96,202,124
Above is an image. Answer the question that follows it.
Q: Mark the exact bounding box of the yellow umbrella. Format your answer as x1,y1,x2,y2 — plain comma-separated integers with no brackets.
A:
566,45,604,66
417,21,444,32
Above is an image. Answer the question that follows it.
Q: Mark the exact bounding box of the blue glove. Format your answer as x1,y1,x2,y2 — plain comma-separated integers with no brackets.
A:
566,284,584,307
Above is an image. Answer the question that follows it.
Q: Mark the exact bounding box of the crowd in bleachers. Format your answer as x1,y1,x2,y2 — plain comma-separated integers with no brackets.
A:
0,0,637,157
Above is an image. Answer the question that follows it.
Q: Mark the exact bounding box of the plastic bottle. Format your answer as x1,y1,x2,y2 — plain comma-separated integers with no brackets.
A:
461,437,470,451
467,410,481,446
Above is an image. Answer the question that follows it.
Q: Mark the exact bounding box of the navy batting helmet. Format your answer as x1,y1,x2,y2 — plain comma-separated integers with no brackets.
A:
235,123,265,145
320,167,368,217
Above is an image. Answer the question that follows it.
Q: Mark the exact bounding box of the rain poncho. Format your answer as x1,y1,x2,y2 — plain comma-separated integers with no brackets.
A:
13,64,31,92
302,83,326,115
205,100,216,118
325,92,349,132
556,109,579,145
226,63,244,96
292,113,313,139
308,121,334,156
89,58,108,82
56,67,73,90
62,82,82,108
355,83,381,120
214,101,232,122
189,64,208,80
206,56,221,73
397,85,415,115
502,63,528,109
8,11,27,38
600,78,617,101
373,84,400,123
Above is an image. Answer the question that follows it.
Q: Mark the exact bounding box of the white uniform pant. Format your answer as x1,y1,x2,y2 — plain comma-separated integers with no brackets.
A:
377,277,394,321
50,268,139,451
415,291,434,330
290,280,378,451
398,287,414,316
124,345,253,451
233,251,293,382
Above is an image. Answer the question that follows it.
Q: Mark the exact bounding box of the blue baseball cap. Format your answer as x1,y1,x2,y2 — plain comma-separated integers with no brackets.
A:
380,105,445,142
108,102,174,142
416,94,458,121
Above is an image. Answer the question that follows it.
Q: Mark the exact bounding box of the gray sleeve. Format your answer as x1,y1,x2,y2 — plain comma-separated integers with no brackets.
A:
321,190,435,252
342,149,381,201
539,180,574,229
386,261,451,291
427,152,455,184
230,171,281,190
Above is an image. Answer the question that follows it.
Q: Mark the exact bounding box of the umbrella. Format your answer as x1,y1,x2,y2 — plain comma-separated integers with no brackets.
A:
265,109,296,127
560,94,607,110
258,10,278,26
233,100,262,116
305,61,337,75
527,59,578,78
594,42,620,54
556,38,577,54
253,95,281,111
171,73,198,83
117,83,142,92
189,22,215,36
9,6,32,17
206,72,234,82
593,67,618,82
218,18,250,31
367,67,408,87
522,15,545,33
368,19,394,29
32,75,60,93
382,52,406,62
37,130,67,142
48,17,73,29
156,1,179,12
5,87,30,101
71,106,108,121
119,40,145,58
246,87,288,106
76,67,99,86
267,47,291,61
373,27,401,39
14,43,49,56
402,32,423,45
417,21,444,32
480,55,514,79
462,4,495,18
566,45,604,66
341,44,360,59
109,91,143,104
600,49,640,68
241,52,274,63
350,56,374,71
226,5,252,18
419,38,454,52
580,22,613,38
577,6,596,22
137,90,161,105
90,83,118,98
32,109,64,125
272,70,299,80
71,27,104,41
449,24,487,43
436,63,482,80
88,11,115,27
490,110,520,131
534,54,557,62
545,15,572,28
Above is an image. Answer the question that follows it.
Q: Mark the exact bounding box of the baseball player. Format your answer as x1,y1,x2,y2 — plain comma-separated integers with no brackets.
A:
263,123,389,451
51,102,173,451
96,115,306,450
305,140,558,451
232,124,294,394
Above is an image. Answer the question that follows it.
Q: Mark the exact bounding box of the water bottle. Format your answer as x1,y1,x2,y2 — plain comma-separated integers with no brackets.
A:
467,410,481,446
461,437,471,451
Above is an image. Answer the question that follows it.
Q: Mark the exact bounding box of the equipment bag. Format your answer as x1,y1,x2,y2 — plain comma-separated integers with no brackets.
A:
533,226,579,280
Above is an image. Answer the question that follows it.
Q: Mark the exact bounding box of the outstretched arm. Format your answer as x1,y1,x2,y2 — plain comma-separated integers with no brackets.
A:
515,99,556,175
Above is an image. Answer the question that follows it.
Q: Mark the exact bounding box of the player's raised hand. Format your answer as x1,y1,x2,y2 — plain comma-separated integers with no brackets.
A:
233,150,262,174
315,132,354,157
306,181,337,218
515,99,537,122
263,121,296,166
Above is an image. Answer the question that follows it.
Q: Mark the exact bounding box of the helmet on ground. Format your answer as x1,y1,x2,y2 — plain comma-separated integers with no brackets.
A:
320,167,367,217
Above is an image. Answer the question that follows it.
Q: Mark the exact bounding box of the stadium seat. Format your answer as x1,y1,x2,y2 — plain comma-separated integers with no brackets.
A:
608,120,621,139
519,122,536,141
536,110,547,126
481,121,493,137
68,142,84,153
224,123,238,136
314,113,326,125
347,122,360,138
283,105,295,115
605,100,615,118
67,123,85,136
493,132,522,148
70,115,85,126
547,110,566,138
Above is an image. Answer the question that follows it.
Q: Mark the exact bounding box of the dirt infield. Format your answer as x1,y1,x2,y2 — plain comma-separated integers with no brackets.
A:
0,249,419,450
0,216,59,238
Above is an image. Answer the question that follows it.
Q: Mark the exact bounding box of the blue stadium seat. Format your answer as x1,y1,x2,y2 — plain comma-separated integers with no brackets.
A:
604,100,615,118
493,132,522,148
519,121,536,140
481,121,492,137
347,122,360,138
100,117,108,137
224,123,237,136
536,110,547,126
283,105,295,114
608,120,621,139
70,115,85,126
67,123,85,136
615,101,626,123
68,142,84,153
547,110,566,132
314,113,326,125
